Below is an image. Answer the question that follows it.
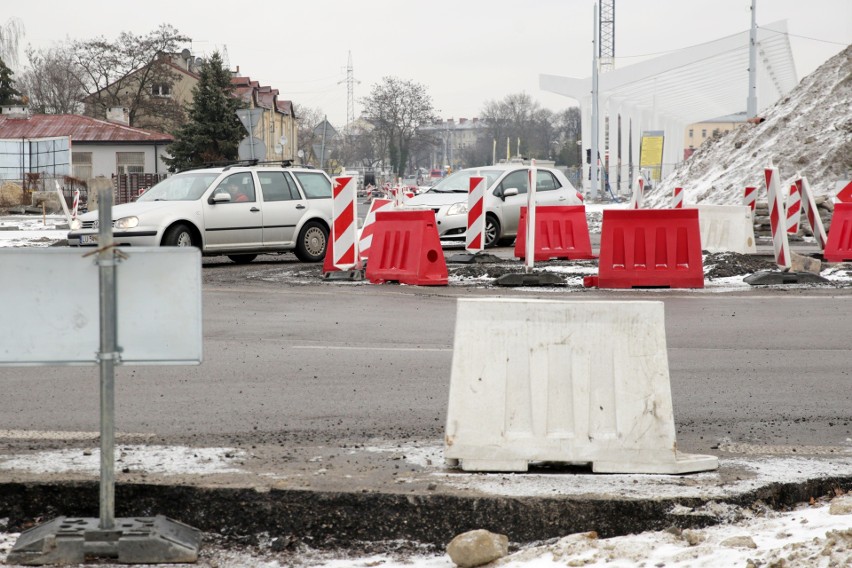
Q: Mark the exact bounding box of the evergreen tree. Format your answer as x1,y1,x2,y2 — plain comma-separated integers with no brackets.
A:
0,57,22,105
164,51,244,172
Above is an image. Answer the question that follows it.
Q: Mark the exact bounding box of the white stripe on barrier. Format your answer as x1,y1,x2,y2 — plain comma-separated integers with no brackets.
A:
524,160,537,272
798,176,828,250
785,181,802,234
465,176,485,253
629,176,645,209
672,187,683,209
764,167,791,269
72,190,80,220
331,176,358,270
358,198,393,260
743,186,757,211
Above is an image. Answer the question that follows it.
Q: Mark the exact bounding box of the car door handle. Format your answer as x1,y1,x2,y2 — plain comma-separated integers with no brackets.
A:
295,204,306,209
250,207,260,212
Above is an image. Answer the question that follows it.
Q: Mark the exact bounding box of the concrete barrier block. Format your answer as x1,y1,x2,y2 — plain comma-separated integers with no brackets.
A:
444,298,718,474
696,205,756,254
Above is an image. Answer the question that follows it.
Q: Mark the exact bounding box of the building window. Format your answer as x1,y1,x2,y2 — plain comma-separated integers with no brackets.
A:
151,83,171,97
72,152,93,180
701,129,707,138
688,129,693,138
116,152,145,174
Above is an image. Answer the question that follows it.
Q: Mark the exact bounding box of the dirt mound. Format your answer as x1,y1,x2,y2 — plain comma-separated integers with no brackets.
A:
648,45,852,207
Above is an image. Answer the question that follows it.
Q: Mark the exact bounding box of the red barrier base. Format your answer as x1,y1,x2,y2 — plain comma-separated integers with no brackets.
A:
596,209,704,288
514,205,595,261
824,202,852,262
365,209,448,285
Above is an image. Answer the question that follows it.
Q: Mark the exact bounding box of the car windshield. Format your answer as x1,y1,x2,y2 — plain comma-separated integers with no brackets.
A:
137,173,220,201
427,169,502,193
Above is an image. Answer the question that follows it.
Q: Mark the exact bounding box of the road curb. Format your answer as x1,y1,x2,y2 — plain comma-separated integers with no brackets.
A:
2,475,850,550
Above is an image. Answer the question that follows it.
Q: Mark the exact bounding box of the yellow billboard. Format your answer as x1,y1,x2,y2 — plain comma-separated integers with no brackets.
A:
639,131,665,182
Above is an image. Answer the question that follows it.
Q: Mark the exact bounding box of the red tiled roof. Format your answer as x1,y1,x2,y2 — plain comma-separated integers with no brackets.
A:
0,114,173,143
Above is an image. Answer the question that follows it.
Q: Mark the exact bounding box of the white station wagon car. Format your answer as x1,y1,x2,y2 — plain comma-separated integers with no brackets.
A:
405,164,583,247
67,164,334,263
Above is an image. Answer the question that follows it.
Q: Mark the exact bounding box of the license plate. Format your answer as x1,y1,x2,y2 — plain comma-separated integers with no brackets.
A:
80,234,98,245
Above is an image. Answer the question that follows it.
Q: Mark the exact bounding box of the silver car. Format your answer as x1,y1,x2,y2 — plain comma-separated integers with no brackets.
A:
406,164,583,247
67,165,334,263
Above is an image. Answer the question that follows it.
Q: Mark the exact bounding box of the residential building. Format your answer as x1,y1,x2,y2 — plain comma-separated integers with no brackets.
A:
0,106,173,182
230,74,298,163
683,112,748,159
81,51,202,134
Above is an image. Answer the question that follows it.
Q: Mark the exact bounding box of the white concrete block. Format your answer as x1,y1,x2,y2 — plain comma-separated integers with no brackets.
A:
696,205,757,254
444,299,718,474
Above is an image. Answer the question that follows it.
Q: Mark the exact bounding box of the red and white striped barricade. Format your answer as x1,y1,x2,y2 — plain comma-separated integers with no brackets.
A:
524,160,538,272
798,176,828,250
326,175,360,272
628,176,645,209
785,181,802,234
836,180,852,203
358,198,394,261
465,176,485,253
672,187,684,209
764,167,791,269
71,189,80,220
743,186,757,211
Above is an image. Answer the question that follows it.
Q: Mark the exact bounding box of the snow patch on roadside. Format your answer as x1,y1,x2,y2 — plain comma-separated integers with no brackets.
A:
0,445,245,476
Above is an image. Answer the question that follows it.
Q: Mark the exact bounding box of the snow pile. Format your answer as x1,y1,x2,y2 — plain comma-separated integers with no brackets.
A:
648,45,852,207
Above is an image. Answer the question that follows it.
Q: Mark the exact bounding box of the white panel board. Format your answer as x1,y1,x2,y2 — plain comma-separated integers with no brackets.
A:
0,247,202,366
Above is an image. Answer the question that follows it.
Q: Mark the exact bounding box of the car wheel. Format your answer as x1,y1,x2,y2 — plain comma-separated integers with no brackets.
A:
162,223,195,247
295,221,328,262
228,254,257,264
484,215,500,248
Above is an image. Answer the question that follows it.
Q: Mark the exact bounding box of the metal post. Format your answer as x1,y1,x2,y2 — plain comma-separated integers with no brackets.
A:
97,185,118,530
591,3,600,201
747,0,758,118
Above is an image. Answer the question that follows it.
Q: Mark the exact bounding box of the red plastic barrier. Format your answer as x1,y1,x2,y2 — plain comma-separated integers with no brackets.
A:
594,209,704,288
365,209,448,285
514,205,595,261
824,202,852,262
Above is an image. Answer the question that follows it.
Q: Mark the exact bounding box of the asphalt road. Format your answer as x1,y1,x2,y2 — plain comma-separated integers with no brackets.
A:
1,258,850,458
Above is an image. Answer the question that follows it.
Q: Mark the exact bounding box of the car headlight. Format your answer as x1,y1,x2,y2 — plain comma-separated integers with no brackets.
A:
70,219,81,230
446,202,468,216
114,216,139,229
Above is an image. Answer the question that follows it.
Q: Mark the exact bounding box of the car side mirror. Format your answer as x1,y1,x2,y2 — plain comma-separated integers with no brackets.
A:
503,187,519,199
209,192,231,204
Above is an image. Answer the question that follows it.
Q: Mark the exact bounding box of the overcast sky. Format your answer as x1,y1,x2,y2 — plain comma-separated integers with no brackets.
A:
7,0,851,127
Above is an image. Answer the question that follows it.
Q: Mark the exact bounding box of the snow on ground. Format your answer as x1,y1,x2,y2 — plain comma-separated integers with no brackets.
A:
0,441,849,567
0,215,68,247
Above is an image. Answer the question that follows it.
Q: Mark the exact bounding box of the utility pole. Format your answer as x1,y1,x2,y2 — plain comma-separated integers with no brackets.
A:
341,51,358,131
747,0,758,118
599,0,615,73
591,2,600,201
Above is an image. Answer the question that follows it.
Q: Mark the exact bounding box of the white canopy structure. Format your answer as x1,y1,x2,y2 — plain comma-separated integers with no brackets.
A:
541,20,797,197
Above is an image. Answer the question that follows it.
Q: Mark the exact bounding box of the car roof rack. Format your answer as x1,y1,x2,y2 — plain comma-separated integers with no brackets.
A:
179,159,306,173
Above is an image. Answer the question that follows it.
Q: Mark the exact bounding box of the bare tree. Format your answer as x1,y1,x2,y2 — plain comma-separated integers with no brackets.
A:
554,107,582,166
19,44,86,114
295,105,328,166
361,77,435,176
74,24,189,131
0,18,23,67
